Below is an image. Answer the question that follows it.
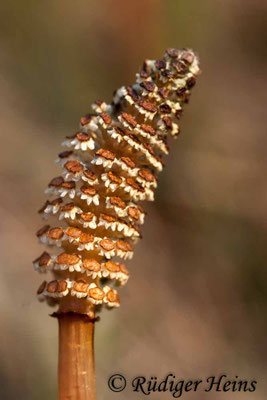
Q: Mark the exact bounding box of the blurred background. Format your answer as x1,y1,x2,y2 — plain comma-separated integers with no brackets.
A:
0,0,267,399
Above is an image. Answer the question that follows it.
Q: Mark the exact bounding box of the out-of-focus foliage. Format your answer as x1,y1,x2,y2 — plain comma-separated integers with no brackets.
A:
0,1,267,399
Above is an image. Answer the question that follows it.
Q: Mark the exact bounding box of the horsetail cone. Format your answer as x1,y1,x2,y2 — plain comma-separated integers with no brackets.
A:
34,48,200,319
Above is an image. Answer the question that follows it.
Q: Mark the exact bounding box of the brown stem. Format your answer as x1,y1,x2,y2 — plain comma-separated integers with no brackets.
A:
58,313,96,400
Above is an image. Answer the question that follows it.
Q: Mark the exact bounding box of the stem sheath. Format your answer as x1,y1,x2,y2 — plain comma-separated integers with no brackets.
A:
58,313,96,400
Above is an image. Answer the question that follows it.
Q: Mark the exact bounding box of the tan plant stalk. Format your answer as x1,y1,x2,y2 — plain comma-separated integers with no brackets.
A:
33,47,200,399
58,313,96,400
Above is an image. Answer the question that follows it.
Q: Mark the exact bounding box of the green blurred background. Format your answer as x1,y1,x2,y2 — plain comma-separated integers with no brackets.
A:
0,1,267,399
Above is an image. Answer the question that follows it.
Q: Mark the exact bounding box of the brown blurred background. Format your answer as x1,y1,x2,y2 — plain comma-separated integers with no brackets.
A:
0,0,267,399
